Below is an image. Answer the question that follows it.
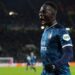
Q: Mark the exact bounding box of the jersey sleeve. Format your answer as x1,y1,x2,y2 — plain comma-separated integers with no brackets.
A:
54,28,73,67
59,28,73,48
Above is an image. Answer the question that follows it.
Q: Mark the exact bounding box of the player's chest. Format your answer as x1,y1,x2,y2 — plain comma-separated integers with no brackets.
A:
41,29,58,46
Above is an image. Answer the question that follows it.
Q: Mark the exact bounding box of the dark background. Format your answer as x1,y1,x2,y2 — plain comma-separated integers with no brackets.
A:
0,0,75,62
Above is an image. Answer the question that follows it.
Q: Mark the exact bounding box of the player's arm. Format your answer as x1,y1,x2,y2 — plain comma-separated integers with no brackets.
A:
54,28,73,67
54,46,73,67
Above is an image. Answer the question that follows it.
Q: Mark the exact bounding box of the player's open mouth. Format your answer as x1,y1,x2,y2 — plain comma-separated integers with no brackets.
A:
41,20,46,25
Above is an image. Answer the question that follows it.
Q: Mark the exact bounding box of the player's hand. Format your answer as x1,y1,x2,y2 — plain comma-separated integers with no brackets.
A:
44,64,55,73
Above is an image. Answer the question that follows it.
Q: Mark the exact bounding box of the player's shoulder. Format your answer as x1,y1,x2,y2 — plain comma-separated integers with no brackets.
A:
54,24,67,33
54,23,65,29
54,24,68,36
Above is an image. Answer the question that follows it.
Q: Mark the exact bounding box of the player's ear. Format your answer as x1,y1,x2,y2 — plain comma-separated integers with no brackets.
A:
51,10,57,19
52,9,57,16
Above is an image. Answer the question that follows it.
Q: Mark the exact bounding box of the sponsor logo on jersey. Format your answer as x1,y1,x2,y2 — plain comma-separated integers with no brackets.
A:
41,47,47,51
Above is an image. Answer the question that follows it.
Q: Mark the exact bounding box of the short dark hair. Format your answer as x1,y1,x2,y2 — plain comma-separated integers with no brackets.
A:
43,1,57,11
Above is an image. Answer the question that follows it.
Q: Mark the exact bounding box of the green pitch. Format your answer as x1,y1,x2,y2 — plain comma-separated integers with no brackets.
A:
0,66,75,75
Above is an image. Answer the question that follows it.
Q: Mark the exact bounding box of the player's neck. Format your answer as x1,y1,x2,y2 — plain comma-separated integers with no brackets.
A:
50,20,57,27
46,20,57,28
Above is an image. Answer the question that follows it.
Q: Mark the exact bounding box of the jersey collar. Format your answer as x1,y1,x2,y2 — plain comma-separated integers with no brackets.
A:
45,21,58,30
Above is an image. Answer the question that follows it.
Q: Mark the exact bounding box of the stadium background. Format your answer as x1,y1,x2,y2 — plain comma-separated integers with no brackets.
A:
0,0,75,69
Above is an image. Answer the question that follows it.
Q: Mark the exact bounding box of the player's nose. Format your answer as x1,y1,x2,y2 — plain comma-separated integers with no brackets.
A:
39,14,45,20
39,12,45,19
40,16,44,19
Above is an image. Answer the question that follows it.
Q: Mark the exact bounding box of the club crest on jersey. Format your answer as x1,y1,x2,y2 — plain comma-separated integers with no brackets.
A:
48,33,52,39
63,34,70,41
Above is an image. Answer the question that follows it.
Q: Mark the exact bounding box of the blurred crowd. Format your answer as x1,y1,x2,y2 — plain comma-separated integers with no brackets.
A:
0,30,41,62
